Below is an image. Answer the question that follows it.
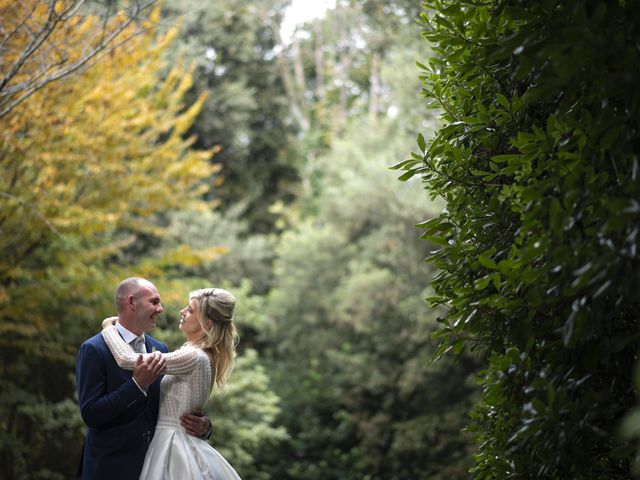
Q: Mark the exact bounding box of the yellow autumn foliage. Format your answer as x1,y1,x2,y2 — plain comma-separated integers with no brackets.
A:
1,1,156,115
0,6,218,340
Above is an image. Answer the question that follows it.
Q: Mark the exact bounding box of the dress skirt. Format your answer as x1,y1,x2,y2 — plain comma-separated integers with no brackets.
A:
140,422,241,480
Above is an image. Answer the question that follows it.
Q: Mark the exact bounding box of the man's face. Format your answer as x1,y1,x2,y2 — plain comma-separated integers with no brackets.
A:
132,282,164,332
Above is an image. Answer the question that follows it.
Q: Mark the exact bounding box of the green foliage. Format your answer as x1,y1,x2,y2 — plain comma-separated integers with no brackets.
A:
155,207,276,295
206,349,287,480
0,2,496,478
0,11,216,478
161,0,299,231
399,0,640,477
266,116,478,480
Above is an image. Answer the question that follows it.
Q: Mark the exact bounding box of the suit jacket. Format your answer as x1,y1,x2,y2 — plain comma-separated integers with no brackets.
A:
76,331,168,480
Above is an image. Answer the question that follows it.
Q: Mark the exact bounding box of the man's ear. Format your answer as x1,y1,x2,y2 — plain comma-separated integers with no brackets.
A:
128,295,135,311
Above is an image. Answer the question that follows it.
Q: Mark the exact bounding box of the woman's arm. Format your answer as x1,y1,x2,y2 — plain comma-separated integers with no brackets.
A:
101,325,199,375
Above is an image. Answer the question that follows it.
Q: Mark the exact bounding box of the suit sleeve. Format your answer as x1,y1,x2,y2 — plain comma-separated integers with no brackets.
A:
76,340,147,428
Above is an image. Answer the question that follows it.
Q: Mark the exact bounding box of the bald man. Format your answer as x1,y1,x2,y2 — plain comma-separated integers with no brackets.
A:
76,277,212,480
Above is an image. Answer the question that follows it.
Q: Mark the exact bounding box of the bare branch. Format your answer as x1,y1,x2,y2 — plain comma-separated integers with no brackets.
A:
59,0,87,21
0,19,155,118
267,15,310,132
291,35,305,99
313,20,325,101
368,50,380,116
0,2,39,53
0,1,62,93
0,0,157,117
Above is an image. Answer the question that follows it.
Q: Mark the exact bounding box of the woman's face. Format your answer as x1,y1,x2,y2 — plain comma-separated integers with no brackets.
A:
179,299,205,340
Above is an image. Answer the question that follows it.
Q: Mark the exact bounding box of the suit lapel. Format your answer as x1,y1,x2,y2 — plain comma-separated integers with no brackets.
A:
145,336,153,353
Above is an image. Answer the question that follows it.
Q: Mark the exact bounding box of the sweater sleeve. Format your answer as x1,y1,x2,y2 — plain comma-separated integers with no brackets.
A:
101,326,199,375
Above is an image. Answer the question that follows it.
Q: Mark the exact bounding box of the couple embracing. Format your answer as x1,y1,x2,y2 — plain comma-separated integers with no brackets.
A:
76,277,241,479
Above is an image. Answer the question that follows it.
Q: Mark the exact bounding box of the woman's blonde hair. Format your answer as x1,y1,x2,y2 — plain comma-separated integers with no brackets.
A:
188,287,238,389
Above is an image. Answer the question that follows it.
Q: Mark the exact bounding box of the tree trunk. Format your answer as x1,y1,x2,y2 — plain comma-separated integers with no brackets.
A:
369,51,380,117
313,21,325,101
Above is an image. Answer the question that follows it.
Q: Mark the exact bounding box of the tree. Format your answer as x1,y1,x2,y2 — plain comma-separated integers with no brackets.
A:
265,116,477,480
0,9,215,477
273,0,433,209
276,0,425,131
396,0,640,477
159,0,299,231
152,207,276,296
0,8,215,306
206,348,287,480
0,0,158,117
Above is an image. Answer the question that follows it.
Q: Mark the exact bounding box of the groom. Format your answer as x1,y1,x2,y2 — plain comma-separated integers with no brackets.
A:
76,277,212,480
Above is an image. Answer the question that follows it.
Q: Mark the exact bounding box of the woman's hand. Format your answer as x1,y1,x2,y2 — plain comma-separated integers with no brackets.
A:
102,316,118,329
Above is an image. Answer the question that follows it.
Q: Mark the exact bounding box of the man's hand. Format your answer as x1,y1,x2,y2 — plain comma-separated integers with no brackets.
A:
181,409,212,439
132,352,166,389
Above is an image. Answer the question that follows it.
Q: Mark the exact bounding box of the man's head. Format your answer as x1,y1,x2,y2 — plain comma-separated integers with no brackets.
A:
114,277,164,335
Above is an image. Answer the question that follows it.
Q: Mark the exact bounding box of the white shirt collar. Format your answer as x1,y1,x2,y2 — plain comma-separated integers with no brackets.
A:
115,321,145,344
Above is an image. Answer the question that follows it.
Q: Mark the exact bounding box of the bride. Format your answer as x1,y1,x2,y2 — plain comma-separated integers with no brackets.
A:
101,287,241,480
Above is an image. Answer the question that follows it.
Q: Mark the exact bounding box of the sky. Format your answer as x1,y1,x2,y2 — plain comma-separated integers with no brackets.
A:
280,0,336,44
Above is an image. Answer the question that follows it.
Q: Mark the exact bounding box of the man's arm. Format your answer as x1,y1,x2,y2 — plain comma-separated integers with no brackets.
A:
76,341,165,428
180,410,213,440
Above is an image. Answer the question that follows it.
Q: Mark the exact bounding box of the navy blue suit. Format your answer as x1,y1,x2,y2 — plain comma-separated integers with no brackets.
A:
76,332,168,480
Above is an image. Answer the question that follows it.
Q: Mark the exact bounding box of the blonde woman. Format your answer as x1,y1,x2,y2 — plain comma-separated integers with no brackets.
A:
101,287,241,480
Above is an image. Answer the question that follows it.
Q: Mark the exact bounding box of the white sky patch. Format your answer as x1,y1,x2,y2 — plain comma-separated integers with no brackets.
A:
280,0,336,45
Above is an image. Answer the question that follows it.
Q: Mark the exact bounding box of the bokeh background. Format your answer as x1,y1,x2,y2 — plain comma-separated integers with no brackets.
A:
3,1,640,479
0,1,478,478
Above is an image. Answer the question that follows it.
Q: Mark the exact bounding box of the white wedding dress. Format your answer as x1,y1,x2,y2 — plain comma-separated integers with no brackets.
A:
102,326,241,480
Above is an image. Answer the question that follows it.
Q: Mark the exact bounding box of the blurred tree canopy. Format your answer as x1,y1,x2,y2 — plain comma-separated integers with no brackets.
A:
160,0,299,231
1,1,484,479
263,116,477,480
395,0,640,477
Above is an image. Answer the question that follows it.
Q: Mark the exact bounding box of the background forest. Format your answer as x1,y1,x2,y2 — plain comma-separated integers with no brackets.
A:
2,1,639,479
1,1,476,479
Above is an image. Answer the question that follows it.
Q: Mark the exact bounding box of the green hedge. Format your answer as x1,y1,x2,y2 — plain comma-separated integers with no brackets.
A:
395,1,640,477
